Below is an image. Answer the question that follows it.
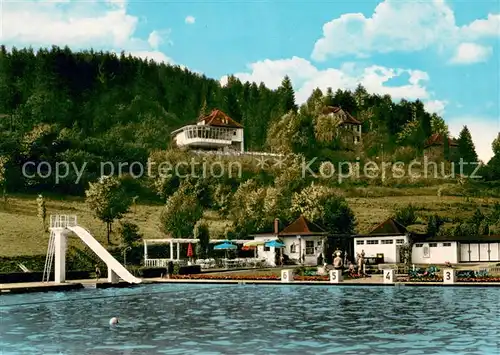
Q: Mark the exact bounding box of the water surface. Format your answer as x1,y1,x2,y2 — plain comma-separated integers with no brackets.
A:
1,284,499,354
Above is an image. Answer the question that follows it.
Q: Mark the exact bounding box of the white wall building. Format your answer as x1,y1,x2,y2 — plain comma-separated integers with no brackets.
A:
252,216,328,267
353,218,410,264
354,217,500,265
412,235,500,264
171,109,244,152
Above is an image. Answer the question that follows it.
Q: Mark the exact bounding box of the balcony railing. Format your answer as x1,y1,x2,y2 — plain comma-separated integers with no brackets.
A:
50,215,77,228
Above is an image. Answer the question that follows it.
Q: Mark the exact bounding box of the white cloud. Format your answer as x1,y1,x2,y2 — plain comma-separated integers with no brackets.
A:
128,51,174,64
448,117,499,163
185,15,196,24
221,56,443,109
449,43,492,64
148,31,162,49
147,29,173,50
424,100,448,115
461,14,500,38
311,0,499,62
0,0,174,64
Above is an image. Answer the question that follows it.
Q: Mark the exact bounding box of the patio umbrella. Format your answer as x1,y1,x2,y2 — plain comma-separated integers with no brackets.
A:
214,242,237,260
187,243,193,258
265,240,285,248
214,242,237,250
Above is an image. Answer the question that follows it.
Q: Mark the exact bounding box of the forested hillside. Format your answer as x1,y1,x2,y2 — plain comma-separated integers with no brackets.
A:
0,46,498,199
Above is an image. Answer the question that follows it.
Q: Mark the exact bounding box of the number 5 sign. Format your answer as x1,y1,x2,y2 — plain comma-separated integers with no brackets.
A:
329,270,342,283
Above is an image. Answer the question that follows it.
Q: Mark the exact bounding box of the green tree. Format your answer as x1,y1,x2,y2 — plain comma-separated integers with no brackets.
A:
160,181,204,238
426,214,444,237
277,75,297,114
457,126,478,171
430,114,449,135
493,132,500,155
228,179,268,236
85,176,131,244
291,183,356,234
36,194,47,231
119,221,142,246
394,204,418,226
193,220,210,258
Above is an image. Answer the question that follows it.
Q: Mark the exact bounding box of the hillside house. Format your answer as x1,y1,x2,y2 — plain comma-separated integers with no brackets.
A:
322,106,362,145
424,133,458,160
171,109,244,152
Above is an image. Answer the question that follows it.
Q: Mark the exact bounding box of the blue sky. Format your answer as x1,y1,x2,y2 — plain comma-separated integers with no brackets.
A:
1,0,499,162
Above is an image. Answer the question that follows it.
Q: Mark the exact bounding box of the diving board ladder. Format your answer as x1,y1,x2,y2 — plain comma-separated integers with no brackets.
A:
42,231,56,282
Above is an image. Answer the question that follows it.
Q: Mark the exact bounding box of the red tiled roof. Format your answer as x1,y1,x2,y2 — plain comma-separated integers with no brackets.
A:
322,106,362,125
424,133,458,148
198,109,243,128
366,218,408,235
278,215,328,236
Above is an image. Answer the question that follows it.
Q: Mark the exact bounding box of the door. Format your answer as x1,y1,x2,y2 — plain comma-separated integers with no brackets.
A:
479,243,490,261
395,245,401,263
469,243,479,262
490,243,499,261
460,243,470,262
423,244,430,258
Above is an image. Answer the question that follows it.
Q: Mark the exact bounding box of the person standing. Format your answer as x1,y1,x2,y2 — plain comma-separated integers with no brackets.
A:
95,264,101,282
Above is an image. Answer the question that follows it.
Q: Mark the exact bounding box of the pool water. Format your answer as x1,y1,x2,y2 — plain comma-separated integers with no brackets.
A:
1,284,499,354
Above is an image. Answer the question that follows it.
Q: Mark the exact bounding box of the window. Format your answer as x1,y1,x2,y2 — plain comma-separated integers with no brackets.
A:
442,243,451,247
429,243,438,247
415,243,423,247
356,240,364,245
305,241,315,255
290,244,297,253
366,240,379,245
264,246,270,251
396,239,404,244
381,240,393,244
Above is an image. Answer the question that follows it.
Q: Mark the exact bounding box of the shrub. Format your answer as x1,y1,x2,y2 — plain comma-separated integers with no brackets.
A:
120,221,142,245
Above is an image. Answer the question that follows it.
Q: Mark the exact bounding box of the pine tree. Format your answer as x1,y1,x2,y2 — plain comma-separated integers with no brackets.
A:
277,76,297,114
199,98,208,117
457,126,478,168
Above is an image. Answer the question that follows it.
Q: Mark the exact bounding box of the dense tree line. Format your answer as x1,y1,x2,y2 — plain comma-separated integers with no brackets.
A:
0,45,498,201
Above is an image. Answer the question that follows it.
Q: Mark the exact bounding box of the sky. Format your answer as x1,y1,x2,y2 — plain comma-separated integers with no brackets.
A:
1,0,499,163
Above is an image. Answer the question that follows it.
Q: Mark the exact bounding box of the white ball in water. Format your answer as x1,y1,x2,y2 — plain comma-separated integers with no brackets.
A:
109,317,119,326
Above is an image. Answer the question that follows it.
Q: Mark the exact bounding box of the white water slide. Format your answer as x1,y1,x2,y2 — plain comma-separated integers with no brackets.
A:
67,226,142,284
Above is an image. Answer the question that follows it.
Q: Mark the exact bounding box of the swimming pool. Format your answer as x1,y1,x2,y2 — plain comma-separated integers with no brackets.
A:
1,284,499,354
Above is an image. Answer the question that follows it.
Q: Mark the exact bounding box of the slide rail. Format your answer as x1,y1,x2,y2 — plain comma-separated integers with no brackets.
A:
50,215,77,228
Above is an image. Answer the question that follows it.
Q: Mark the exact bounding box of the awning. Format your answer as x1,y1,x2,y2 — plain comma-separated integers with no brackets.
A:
243,240,265,247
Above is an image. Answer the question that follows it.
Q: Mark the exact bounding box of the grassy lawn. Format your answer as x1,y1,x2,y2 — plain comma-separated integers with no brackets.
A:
0,190,498,257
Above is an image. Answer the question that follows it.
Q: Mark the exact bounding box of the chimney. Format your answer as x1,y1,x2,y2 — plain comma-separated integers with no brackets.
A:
274,218,279,235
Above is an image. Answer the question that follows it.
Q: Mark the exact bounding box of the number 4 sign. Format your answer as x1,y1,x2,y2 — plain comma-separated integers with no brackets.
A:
384,269,395,283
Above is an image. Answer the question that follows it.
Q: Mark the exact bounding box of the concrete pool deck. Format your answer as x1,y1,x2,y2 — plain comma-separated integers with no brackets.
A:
2,275,500,294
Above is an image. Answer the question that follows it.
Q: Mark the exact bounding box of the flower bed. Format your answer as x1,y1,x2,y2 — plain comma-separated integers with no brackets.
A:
171,274,280,280
457,277,500,282
400,276,500,283
170,274,366,282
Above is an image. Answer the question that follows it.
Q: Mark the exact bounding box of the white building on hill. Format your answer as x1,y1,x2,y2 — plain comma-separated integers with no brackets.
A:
171,109,244,153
